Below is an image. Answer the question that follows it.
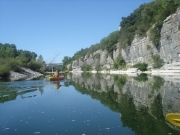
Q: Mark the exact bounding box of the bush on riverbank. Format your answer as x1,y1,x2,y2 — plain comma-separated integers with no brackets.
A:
0,64,10,78
0,58,19,78
152,54,164,68
133,63,148,71
81,64,92,71
113,56,126,69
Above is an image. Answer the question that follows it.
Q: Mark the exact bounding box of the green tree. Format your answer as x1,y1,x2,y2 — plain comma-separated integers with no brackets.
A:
152,54,164,68
81,64,92,71
113,56,126,69
62,56,72,71
0,43,46,78
134,63,148,71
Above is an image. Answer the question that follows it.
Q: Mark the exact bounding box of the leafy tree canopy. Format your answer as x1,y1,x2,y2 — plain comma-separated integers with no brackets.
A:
0,43,46,76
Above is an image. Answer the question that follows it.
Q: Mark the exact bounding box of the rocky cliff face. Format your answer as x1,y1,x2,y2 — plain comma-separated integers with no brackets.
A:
121,7,180,66
160,8,180,63
121,35,158,65
71,50,114,70
69,9,180,71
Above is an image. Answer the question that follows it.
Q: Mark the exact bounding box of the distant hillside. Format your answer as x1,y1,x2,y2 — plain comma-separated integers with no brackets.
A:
63,0,180,71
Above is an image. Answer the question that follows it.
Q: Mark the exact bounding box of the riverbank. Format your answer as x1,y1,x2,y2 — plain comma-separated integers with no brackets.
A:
70,62,180,77
70,68,180,76
0,67,43,81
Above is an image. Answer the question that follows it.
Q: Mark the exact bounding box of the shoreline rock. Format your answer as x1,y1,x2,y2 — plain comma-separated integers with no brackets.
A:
9,67,43,81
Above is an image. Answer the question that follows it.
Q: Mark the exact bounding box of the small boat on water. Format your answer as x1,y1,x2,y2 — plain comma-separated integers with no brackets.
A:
166,113,180,127
48,76,64,81
47,69,64,81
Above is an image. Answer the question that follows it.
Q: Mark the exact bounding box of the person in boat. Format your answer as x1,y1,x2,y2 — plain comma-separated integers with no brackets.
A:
52,81,61,89
53,70,60,78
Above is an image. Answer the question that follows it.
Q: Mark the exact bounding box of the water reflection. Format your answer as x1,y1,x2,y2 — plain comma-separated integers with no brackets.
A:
0,74,180,135
0,80,65,104
0,80,45,103
67,73,180,134
50,81,61,90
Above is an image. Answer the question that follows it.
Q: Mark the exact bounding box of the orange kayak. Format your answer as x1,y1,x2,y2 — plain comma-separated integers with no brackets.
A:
48,76,64,81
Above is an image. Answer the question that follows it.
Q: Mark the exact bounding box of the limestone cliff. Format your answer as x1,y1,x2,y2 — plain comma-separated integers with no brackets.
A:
67,8,180,71
121,34,158,65
160,9,180,63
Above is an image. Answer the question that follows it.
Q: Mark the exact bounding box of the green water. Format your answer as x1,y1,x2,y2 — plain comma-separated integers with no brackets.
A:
0,74,180,135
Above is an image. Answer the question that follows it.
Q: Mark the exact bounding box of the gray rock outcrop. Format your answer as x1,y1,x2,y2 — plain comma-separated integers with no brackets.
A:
160,8,180,63
121,35,158,65
10,71,27,81
10,67,43,81
71,50,114,71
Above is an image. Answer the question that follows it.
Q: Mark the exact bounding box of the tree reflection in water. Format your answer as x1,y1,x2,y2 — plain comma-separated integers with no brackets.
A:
0,80,45,103
67,73,180,135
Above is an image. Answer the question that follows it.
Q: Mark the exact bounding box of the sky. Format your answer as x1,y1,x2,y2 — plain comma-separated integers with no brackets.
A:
0,0,150,63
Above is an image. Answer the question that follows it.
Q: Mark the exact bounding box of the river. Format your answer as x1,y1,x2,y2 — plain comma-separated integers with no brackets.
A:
0,73,180,135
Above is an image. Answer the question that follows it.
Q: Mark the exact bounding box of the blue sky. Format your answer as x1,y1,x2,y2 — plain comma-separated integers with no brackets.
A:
0,0,150,63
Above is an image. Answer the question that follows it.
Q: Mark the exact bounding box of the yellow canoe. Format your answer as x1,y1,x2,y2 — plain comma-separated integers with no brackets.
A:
166,113,180,127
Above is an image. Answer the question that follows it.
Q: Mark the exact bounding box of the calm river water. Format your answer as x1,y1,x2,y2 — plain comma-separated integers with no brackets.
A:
0,73,180,135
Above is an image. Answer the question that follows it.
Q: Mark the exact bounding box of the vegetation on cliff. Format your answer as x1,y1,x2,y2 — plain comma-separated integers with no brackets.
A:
133,63,148,71
62,31,119,70
63,0,180,70
120,0,180,48
152,54,164,68
81,64,92,72
113,56,126,69
0,43,46,77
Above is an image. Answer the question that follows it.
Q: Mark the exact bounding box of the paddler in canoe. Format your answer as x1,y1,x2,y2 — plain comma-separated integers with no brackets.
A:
49,70,64,81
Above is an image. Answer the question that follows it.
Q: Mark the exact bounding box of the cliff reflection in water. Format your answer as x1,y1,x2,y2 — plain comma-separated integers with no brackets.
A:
67,73,180,135
0,80,45,103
